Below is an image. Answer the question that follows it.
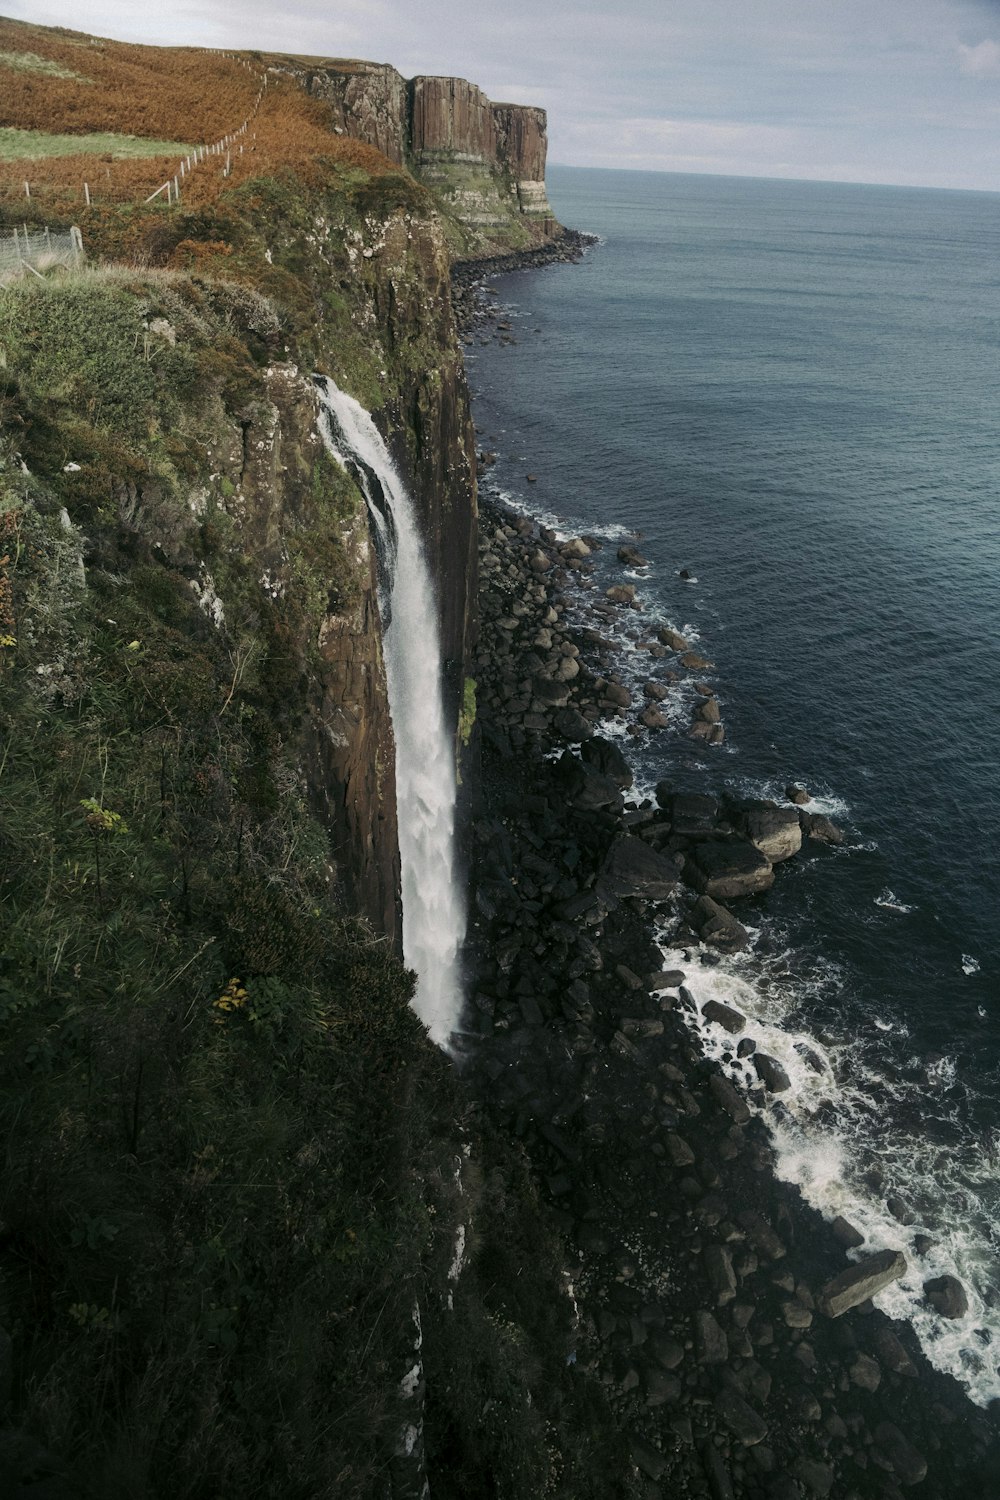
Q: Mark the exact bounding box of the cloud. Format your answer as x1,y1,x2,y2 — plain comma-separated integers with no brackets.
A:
957,39,1000,76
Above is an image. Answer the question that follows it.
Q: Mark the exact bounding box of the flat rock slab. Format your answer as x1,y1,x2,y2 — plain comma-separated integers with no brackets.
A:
818,1249,907,1317
685,838,774,900
556,752,624,813
581,734,634,788
662,790,719,833
874,1422,928,1486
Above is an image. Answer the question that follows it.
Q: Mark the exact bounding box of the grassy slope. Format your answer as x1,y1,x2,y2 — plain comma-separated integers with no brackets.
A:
0,21,618,1500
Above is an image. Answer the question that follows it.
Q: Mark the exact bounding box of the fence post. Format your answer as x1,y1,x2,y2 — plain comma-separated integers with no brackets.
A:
23,181,30,199
83,182,90,206
173,175,179,200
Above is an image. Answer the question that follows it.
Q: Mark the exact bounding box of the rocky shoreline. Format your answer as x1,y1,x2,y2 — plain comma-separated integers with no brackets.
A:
460,280,1000,1498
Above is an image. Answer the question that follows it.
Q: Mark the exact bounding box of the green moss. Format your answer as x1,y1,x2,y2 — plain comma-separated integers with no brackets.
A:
458,675,476,746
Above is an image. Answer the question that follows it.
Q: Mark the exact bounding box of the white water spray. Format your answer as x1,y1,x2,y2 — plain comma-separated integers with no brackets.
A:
316,377,465,1044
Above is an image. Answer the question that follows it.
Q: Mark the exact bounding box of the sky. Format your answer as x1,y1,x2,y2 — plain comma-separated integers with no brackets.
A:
8,0,1000,189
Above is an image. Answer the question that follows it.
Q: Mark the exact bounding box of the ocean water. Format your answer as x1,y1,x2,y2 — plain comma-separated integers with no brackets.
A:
468,166,1000,1402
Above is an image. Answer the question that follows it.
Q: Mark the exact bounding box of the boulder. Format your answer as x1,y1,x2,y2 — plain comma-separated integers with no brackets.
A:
555,753,624,813
887,1194,917,1226
830,1216,865,1249
694,1309,728,1363
643,680,669,701
923,1274,969,1319
785,783,810,805
873,1423,928,1487
685,839,775,900
554,707,594,741
640,706,669,729
703,999,746,1034
660,790,718,833
709,1075,752,1125
696,696,721,724
703,1244,738,1305
617,544,647,567
714,1388,767,1445
801,812,844,845
657,626,690,652
817,1249,907,1318
743,804,803,863
597,837,679,903
581,735,634,788
753,1053,791,1093
681,651,714,670
605,584,636,605
561,536,591,559
689,895,750,952
602,681,632,709
531,675,571,708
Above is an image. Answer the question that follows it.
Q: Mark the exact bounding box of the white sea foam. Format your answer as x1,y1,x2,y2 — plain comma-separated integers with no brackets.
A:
875,888,915,914
317,379,465,1046
658,928,1000,1406
963,955,981,976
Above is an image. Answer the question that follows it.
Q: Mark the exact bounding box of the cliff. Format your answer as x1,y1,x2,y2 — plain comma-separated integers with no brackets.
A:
274,57,559,254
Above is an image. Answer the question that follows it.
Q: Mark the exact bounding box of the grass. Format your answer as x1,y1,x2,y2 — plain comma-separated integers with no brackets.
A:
0,48,91,81
0,128,193,162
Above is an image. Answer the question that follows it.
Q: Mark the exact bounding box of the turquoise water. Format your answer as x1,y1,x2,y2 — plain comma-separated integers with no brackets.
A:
468,166,1000,1399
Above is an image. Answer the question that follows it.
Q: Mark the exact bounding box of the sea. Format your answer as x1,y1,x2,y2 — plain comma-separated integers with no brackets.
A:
466,165,1000,1405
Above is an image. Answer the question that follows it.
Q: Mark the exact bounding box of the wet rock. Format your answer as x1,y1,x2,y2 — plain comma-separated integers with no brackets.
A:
597,837,679,903
715,1386,768,1445
532,675,571,708
753,1053,792,1094
581,735,634,787
696,696,722,724
645,1367,681,1406
830,1216,865,1249
649,1333,685,1369
643,680,669,701
695,1309,729,1363
800,812,844,845
703,999,747,1034
887,1194,917,1226
873,1422,928,1486
681,651,714,670
640,705,669,729
617,544,647,567
690,895,750,952
562,536,592,560
786,783,810,804
743,803,803,863
666,1133,697,1168
737,1037,756,1058
710,1075,752,1125
923,1274,969,1319
657,625,690,652
602,680,632,709
782,1300,813,1329
817,1249,907,1318
606,583,636,605
686,839,775,900
875,1327,918,1376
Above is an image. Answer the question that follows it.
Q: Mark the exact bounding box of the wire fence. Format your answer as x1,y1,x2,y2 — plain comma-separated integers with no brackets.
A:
0,224,84,283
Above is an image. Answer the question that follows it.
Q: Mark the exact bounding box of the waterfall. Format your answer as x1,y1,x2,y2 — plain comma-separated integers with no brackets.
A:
315,377,465,1045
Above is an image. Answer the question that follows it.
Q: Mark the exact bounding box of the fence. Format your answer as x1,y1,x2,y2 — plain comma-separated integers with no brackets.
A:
0,225,84,283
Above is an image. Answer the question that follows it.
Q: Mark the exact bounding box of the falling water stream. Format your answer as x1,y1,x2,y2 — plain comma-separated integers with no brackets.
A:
316,377,465,1045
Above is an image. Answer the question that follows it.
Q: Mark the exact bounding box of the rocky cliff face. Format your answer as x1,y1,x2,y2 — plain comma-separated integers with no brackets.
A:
278,59,558,253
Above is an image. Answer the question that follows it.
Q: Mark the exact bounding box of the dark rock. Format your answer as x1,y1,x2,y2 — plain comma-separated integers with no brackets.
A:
801,812,844,845
703,999,747,1034
737,1211,786,1261
700,1441,736,1500
555,752,624,813
704,1244,738,1304
652,969,686,990
649,1333,684,1369
710,1075,752,1125
605,583,636,605
923,1273,969,1319
617,544,648,567
532,675,571,708
696,696,722,725
792,1458,834,1497
644,1368,681,1406
689,895,750,952
554,706,595,741
581,735,634,788
681,650,714,670
643,680,669,701
666,1133,697,1168
640,705,669,729
850,1352,882,1390
875,1327,918,1376
715,1387,768,1445
685,839,775,900
737,1038,756,1058
873,1422,927,1486
830,1215,865,1249
628,1433,667,1481
786,784,810,804
753,1053,791,1094
695,1309,729,1363
817,1250,907,1318
660,790,718,832
657,625,690,651
887,1194,916,1226
597,836,679,903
